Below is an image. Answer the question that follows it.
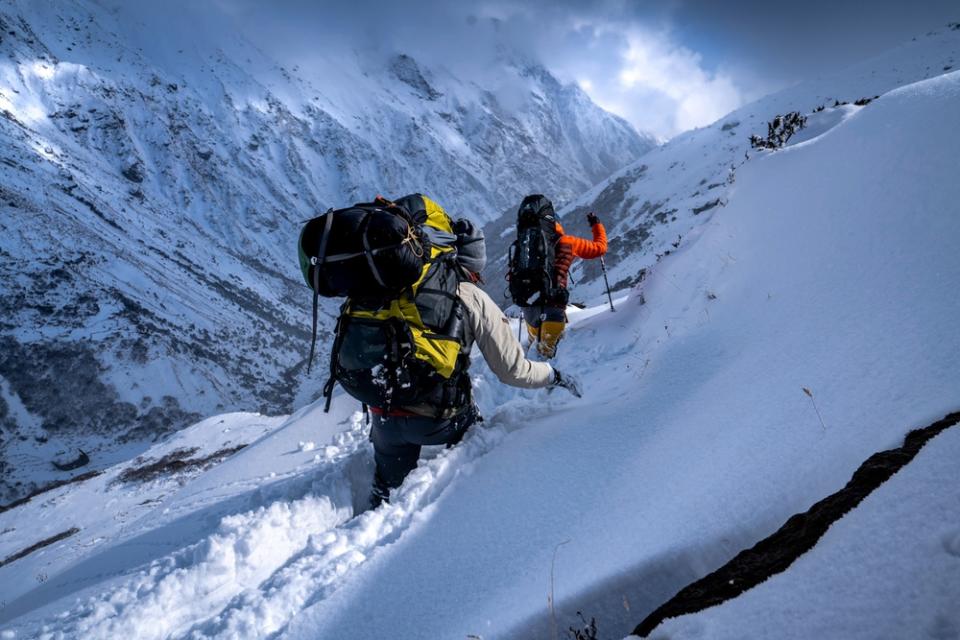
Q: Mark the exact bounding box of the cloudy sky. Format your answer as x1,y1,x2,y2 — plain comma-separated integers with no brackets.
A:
224,0,958,139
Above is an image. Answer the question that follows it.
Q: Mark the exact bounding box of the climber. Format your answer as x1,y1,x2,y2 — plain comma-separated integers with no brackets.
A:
508,194,607,358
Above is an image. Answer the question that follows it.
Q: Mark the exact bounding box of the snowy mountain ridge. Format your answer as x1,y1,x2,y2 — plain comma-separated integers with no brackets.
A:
1,23,958,640
482,23,960,308
0,0,654,501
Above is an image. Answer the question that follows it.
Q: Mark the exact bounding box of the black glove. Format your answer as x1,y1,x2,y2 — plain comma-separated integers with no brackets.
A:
587,212,600,226
551,368,582,398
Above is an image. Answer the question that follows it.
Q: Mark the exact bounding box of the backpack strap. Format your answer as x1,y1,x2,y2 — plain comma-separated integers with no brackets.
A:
307,212,335,374
307,271,319,374
359,212,388,289
322,373,335,412
322,308,348,413
317,209,334,263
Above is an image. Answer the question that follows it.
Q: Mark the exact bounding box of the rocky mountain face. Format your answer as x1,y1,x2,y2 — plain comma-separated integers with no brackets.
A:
0,0,655,500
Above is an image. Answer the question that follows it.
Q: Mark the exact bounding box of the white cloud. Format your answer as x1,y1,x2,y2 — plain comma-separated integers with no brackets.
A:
619,31,743,133
559,26,744,138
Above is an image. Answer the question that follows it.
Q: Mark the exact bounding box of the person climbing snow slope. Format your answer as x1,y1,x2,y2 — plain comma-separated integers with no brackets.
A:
509,194,608,358
298,194,583,509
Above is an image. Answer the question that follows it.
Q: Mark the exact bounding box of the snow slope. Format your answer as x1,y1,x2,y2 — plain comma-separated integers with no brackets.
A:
277,69,960,640
1,41,958,640
0,0,653,501
482,24,960,309
655,425,960,640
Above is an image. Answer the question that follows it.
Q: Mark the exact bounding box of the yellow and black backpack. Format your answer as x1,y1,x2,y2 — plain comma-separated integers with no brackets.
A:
298,194,471,417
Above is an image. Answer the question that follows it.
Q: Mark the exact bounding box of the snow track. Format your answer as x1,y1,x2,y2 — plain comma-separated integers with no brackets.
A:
47,497,346,640
185,424,511,639
15,414,367,639
12,389,539,639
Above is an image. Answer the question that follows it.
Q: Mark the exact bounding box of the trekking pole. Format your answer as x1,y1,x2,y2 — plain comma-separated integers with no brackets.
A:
600,256,615,312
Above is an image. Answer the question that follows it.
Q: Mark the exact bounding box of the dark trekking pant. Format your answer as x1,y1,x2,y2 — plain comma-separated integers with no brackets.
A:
369,405,480,500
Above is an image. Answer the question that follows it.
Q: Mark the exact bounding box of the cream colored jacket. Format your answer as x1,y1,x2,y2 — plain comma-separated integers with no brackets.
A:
458,281,554,389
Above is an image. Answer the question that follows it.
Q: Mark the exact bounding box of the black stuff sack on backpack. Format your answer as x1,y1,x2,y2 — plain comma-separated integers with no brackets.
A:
298,202,427,300
507,194,562,307
303,194,472,415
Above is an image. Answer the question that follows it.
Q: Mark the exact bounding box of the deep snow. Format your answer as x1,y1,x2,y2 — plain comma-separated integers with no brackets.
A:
655,423,960,639
1,28,959,640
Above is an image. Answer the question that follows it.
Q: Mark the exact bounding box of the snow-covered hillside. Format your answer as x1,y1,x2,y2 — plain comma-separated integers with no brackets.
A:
0,0,654,501
1,27,958,640
484,24,960,307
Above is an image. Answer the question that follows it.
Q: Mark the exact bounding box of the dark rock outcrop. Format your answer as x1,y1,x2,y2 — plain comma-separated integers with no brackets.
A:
633,410,960,637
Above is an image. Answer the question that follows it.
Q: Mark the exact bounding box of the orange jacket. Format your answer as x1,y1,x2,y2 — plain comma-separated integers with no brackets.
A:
554,221,607,289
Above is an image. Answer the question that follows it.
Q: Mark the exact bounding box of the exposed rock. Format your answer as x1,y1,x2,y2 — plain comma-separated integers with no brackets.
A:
115,444,247,484
52,449,89,471
633,411,960,638
390,54,442,100
121,161,144,183
692,199,721,215
0,527,80,568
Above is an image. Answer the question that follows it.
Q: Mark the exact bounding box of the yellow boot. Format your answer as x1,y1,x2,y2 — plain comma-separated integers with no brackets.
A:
535,320,565,359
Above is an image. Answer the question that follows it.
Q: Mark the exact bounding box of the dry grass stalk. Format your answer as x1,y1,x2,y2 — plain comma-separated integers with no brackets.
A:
549,539,571,640
802,387,827,432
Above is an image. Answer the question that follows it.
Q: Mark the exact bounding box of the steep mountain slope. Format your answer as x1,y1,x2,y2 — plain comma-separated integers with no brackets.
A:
0,0,654,501
281,65,960,640
484,24,960,306
1,32,958,640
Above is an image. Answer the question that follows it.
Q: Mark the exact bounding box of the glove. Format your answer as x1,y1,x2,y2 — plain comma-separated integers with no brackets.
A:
452,218,474,236
551,368,582,398
587,212,600,226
